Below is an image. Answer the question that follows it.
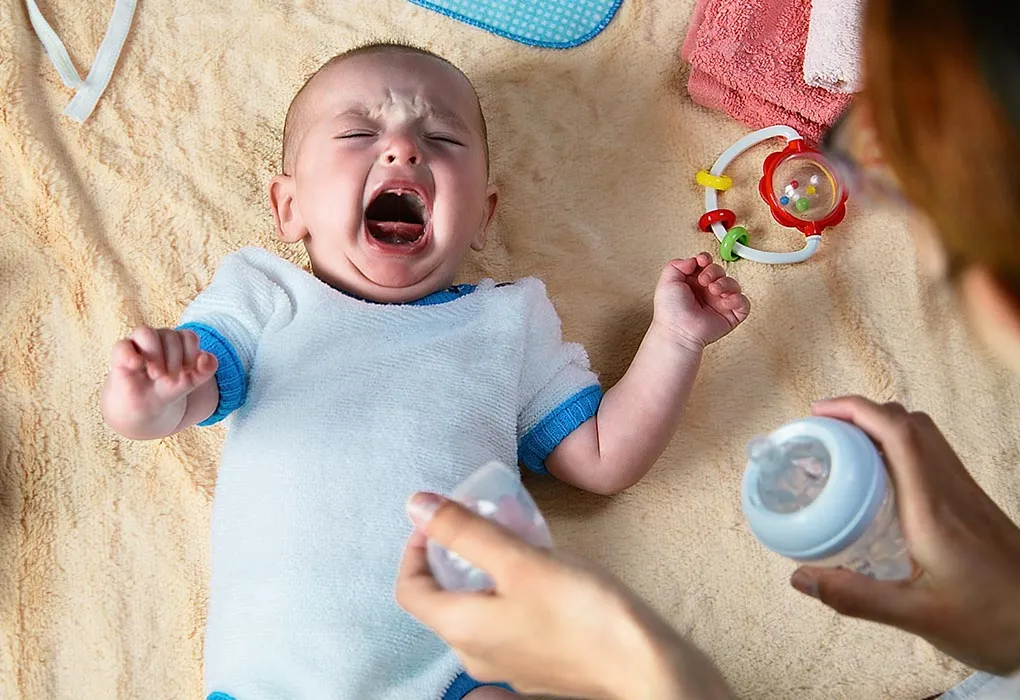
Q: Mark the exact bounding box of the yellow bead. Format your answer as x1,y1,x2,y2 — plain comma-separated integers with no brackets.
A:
806,185,817,195
696,170,734,191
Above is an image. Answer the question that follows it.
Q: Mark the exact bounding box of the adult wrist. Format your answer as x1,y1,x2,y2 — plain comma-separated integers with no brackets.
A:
639,631,732,700
602,598,730,700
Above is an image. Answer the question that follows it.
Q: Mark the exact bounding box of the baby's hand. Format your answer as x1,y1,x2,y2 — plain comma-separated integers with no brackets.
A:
651,253,750,351
101,328,217,436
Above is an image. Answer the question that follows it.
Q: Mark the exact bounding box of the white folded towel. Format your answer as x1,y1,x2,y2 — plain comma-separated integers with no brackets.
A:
804,0,864,94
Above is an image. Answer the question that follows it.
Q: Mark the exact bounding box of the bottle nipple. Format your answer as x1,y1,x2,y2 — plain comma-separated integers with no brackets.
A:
748,436,784,475
749,435,831,514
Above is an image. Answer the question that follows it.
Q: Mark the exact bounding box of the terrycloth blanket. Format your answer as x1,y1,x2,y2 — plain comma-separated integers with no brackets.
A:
1,0,1016,698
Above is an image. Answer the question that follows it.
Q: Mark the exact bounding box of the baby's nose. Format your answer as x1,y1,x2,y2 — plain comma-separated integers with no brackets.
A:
382,136,422,166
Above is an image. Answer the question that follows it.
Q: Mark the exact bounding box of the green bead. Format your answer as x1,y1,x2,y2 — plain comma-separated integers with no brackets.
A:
795,198,811,213
720,226,749,262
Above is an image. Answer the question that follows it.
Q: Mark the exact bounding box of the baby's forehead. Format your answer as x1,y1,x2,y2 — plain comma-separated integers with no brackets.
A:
304,52,482,129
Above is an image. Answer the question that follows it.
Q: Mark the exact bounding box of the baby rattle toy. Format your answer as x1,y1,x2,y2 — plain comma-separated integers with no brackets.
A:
696,125,849,265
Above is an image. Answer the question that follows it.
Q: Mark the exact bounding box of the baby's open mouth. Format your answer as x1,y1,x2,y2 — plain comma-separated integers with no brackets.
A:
365,190,429,245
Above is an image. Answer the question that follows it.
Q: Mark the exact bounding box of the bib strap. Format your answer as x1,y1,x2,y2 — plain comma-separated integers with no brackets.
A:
26,0,137,122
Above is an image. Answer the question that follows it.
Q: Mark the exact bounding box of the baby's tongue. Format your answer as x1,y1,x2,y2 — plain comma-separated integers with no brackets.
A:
367,220,425,243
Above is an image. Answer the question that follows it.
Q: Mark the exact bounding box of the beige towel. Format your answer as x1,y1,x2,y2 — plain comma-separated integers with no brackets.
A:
1,1,1016,698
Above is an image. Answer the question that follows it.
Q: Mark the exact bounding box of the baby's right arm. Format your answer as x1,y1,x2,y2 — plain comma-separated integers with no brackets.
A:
101,327,220,440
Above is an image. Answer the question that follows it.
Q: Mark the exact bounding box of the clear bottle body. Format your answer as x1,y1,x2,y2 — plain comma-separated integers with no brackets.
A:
749,432,913,581
803,488,913,580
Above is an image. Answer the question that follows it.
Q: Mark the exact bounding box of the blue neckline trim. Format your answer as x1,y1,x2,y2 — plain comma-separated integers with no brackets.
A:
338,284,478,307
408,284,477,306
442,671,513,698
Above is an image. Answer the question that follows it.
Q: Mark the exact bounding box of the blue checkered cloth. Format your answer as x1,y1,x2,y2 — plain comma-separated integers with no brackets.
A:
407,0,623,48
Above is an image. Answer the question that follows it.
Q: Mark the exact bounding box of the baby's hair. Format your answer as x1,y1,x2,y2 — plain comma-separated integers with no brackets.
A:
281,42,489,175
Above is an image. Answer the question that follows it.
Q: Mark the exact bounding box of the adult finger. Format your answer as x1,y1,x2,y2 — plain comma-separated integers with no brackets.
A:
791,566,931,633
395,529,441,603
811,396,928,498
394,529,492,638
407,494,544,585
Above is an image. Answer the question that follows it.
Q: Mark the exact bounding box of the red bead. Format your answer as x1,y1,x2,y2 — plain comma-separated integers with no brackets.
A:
698,209,737,232
790,180,800,188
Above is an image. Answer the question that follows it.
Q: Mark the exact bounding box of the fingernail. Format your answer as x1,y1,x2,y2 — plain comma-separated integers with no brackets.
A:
406,492,443,527
791,570,819,598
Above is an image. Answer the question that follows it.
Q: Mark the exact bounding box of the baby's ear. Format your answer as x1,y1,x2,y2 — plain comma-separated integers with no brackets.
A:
269,174,307,244
471,184,500,251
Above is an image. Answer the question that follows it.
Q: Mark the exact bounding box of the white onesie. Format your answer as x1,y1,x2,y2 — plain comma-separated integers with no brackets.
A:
178,247,601,700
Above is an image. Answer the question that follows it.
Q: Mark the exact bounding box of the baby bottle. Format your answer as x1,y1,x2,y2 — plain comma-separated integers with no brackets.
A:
741,417,914,580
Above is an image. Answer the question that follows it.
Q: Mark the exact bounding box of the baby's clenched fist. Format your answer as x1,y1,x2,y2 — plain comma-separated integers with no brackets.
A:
101,328,217,439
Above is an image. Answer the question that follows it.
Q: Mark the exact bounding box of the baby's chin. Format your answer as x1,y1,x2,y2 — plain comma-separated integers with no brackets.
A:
311,257,453,304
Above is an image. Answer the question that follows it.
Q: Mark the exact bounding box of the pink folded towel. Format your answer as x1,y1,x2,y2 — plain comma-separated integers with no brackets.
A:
682,0,852,141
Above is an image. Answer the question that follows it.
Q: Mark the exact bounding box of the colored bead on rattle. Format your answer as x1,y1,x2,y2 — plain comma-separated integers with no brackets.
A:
696,170,734,191
698,208,737,232
720,226,749,262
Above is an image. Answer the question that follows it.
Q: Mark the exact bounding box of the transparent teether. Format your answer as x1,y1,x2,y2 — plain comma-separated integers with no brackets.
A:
426,462,553,591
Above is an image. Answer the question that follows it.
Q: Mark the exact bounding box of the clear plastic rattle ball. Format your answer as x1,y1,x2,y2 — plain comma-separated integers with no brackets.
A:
770,153,845,223
426,462,554,591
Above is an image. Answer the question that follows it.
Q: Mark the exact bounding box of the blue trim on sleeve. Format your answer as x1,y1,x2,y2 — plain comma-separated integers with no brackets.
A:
519,385,603,474
177,323,247,426
442,671,513,699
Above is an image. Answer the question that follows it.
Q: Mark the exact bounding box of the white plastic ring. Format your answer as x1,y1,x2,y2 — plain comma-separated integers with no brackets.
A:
703,126,821,265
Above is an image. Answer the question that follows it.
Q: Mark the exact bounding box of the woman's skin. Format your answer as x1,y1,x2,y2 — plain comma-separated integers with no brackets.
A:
398,495,734,700
396,390,1020,698
395,0,1020,694
792,397,1020,677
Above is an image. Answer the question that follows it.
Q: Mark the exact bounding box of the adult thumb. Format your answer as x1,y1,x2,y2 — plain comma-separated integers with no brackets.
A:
791,566,928,630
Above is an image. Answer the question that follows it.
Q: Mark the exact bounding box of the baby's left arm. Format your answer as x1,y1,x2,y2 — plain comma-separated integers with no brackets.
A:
547,253,750,495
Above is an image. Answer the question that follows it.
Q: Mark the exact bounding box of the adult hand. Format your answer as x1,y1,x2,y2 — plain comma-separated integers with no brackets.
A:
395,494,733,700
790,397,1020,675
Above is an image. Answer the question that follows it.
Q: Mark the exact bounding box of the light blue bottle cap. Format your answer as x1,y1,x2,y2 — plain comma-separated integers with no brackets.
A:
741,417,888,561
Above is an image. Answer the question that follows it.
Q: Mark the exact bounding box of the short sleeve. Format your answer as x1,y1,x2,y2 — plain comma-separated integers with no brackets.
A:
177,248,291,426
516,281,602,474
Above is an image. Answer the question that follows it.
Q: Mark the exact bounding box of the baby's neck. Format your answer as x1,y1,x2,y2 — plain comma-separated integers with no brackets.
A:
316,273,467,306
